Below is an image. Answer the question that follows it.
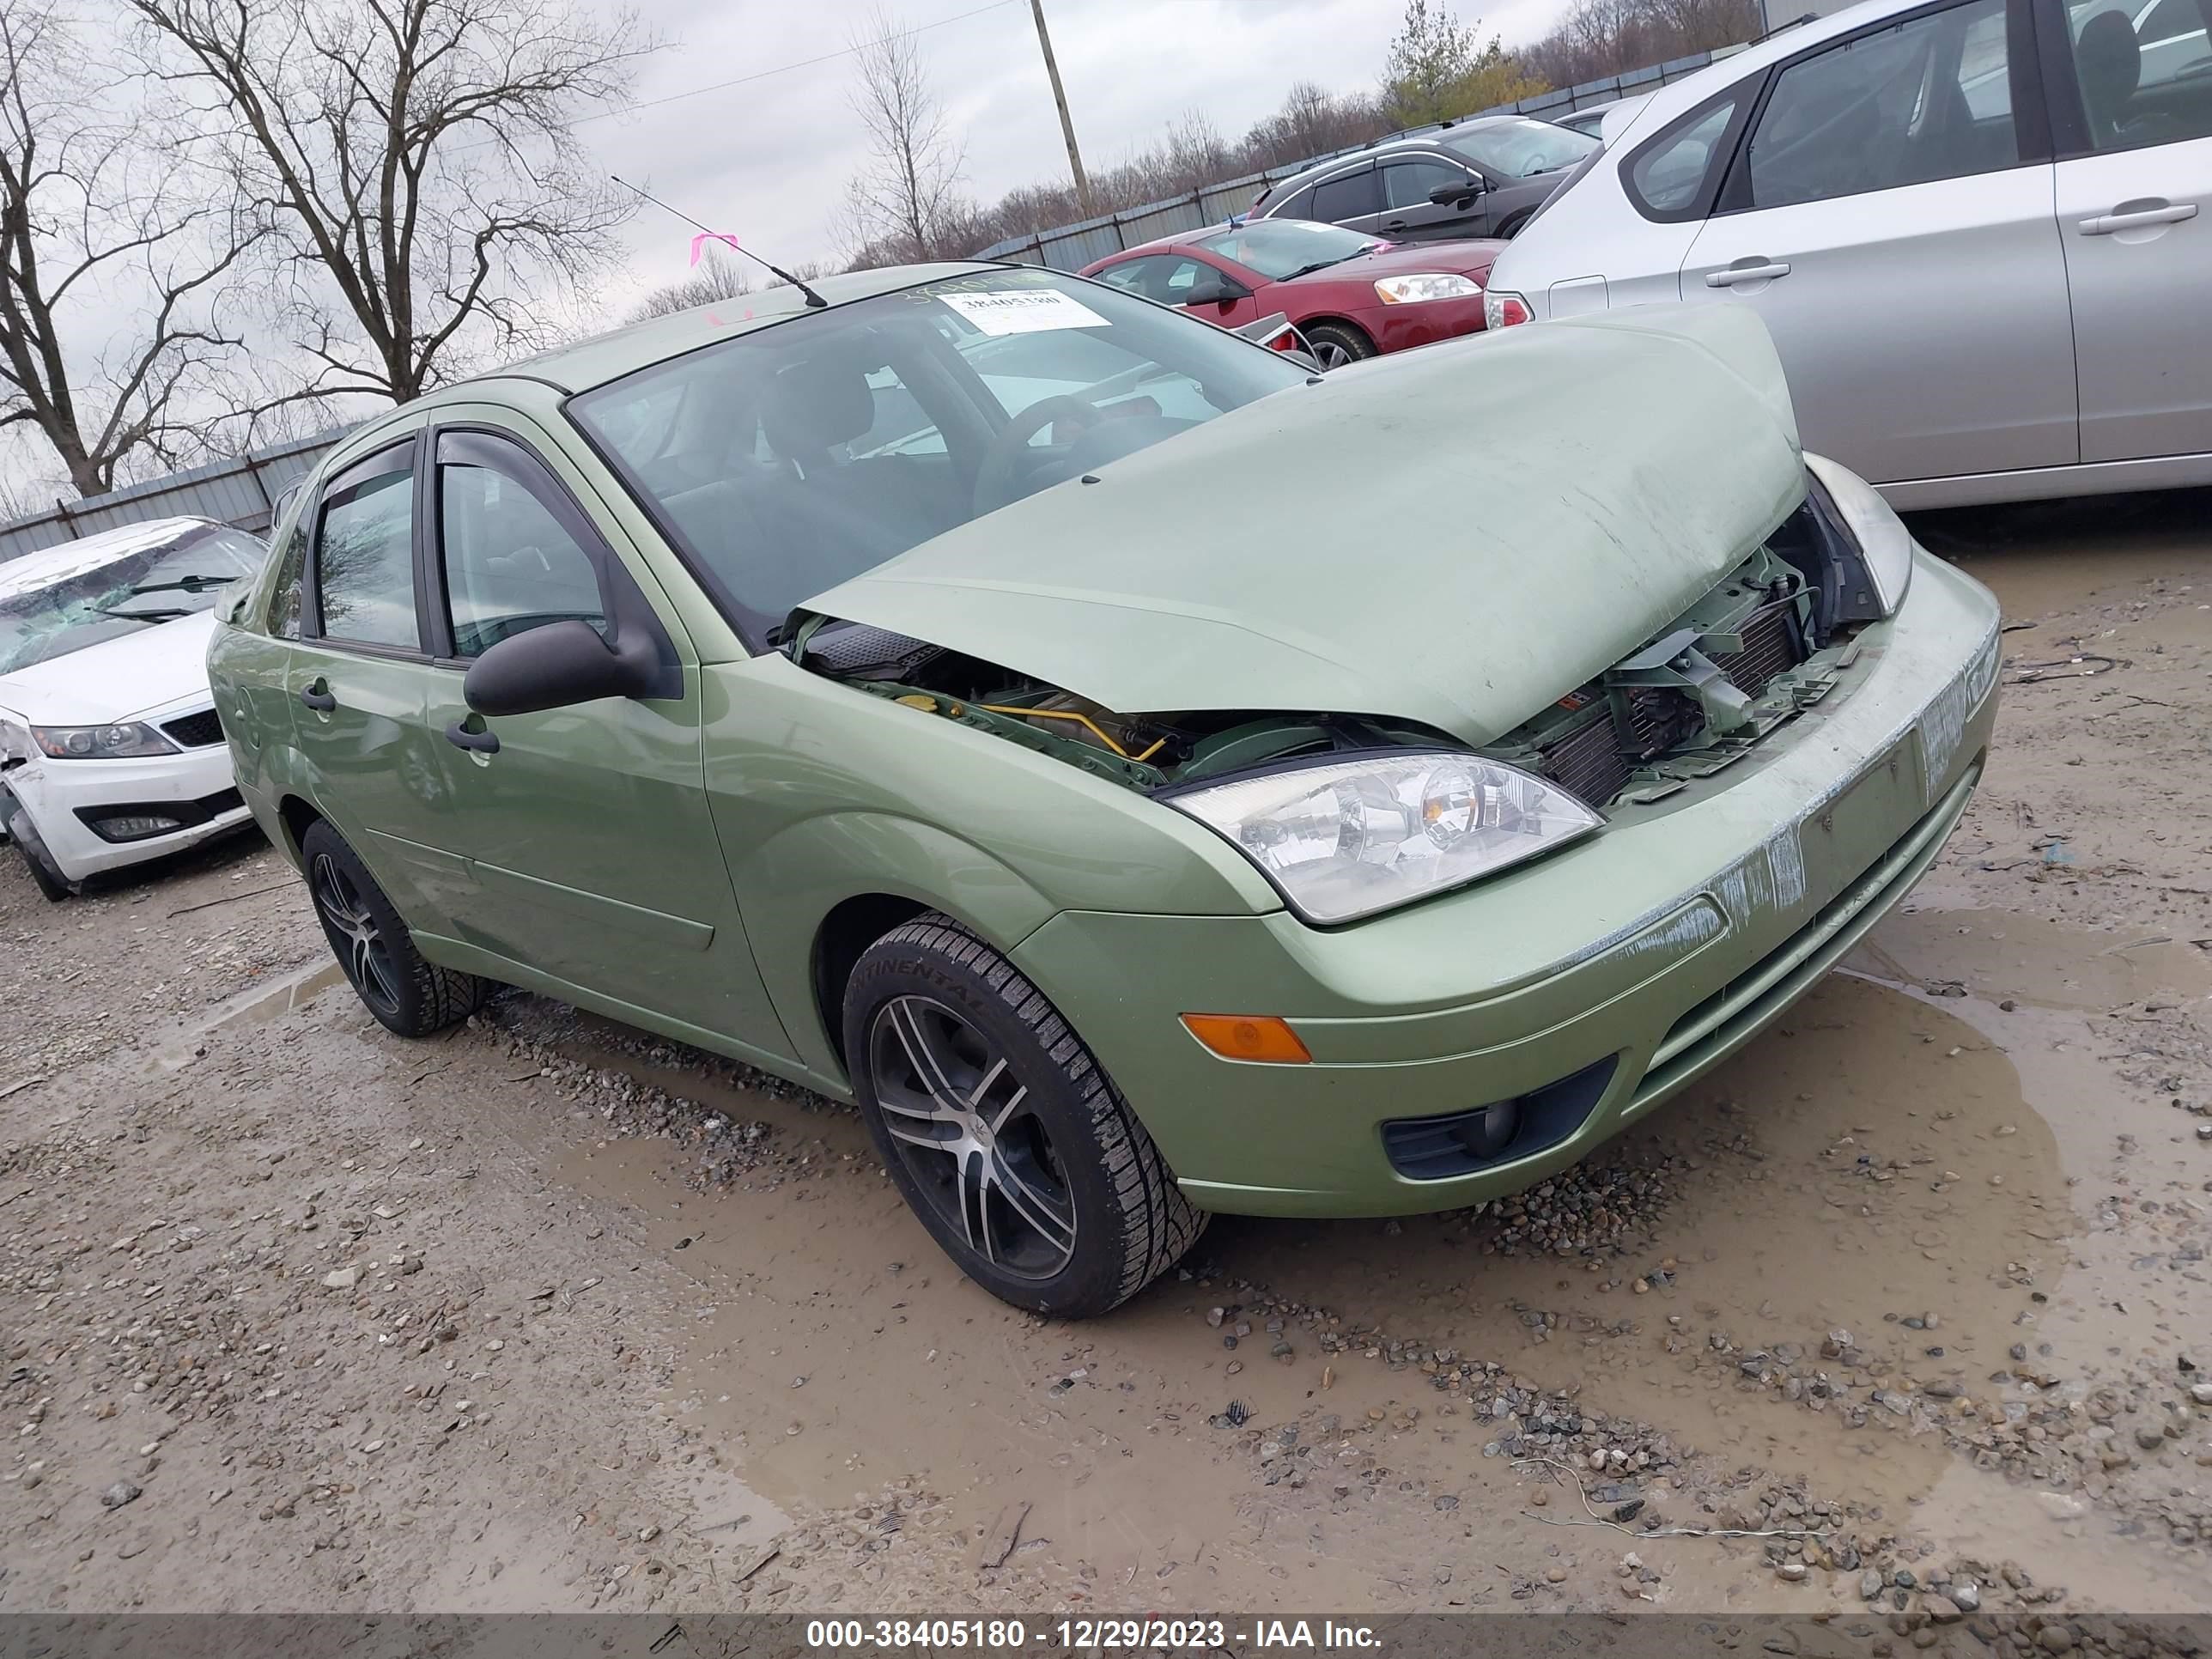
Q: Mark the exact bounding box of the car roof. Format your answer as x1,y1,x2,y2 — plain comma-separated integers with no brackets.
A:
447,262,998,399
1261,115,1539,200
0,517,222,600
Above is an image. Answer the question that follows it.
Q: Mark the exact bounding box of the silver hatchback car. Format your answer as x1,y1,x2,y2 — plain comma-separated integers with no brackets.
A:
1484,0,2212,508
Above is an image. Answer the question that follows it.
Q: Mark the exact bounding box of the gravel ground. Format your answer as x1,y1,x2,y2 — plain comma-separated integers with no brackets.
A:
2,492,2209,1631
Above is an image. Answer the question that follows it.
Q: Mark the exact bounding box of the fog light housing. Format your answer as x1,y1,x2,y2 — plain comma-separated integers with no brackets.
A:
84,813,185,842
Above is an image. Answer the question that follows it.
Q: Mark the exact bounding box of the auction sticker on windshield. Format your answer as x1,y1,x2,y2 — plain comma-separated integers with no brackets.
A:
940,289,1110,335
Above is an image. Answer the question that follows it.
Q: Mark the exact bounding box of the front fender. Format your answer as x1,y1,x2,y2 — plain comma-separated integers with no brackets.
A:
726,809,1059,1079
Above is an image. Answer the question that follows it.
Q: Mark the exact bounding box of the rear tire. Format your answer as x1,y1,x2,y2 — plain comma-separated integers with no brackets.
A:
4,803,74,902
1303,322,1375,370
301,821,486,1036
843,913,1206,1319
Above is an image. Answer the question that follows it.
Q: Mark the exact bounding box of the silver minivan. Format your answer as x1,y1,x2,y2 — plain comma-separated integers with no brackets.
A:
1484,0,2212,508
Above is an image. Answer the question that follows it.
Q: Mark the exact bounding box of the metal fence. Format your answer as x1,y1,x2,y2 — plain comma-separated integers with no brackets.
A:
0,427,356,564
973,49,1738,271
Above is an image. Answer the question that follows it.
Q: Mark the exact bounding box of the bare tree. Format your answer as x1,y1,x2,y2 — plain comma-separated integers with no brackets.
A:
842,6,967,264
131,0,658,410
1522,0,1758,87
0,0,258,497
626,248,751,325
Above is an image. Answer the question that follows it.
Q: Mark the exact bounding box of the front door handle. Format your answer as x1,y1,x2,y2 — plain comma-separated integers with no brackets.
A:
1706,260,1791,287
2078,202,2197,235
1383,217,1409,229
299,683,336,712
444,720,500,756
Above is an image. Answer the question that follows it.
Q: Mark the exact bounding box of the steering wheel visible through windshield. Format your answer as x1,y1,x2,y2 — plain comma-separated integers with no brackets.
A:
0,526,265,674
569,268,1310,647
1443,118,1600,178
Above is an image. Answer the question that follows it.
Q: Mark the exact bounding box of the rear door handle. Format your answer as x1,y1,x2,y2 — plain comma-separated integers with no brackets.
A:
444,720,500,756
1706,261,1791,287
299,684,336,711
2078,202,2197,235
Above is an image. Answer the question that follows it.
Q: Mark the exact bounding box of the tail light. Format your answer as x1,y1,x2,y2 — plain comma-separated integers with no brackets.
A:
1484,290,1532,328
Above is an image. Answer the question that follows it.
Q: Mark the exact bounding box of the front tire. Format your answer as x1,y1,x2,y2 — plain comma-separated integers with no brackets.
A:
4,803,74,902
1302,321,1375,370
301,821,486,1036
844,914,1206,1318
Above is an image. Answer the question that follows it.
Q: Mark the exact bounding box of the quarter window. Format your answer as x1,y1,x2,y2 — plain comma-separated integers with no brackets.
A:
313,460,419,649
1309,168,1380,221
1746,0,2019,209
1626,97,1741,216
437,444,608,658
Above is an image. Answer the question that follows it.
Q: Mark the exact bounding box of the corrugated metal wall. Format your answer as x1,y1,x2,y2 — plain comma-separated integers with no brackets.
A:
974,51,1733,271
0,428,354,564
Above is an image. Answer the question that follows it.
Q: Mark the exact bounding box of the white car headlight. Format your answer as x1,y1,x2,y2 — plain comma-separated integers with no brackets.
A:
1373,274,1482,305
1166,750,1601,925
1803,452,1912,617
31,721,178,759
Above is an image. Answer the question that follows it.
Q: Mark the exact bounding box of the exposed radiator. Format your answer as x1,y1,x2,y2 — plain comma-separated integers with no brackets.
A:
1715,601,1802,699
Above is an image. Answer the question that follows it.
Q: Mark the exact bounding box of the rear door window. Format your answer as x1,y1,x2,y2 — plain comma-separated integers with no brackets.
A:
1310,167,1381,221
1626,95,1744,216
311,450,419,650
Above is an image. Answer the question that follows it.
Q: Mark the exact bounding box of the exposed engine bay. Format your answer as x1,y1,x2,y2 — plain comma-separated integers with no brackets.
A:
788,472,1888,811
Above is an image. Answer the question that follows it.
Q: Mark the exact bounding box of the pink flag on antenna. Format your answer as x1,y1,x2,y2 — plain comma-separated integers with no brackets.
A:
690,232,742,266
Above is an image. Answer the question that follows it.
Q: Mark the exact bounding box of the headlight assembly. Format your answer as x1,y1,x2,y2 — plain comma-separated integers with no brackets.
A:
1165,750,1601,925
1373,274,1482,305
31,722,178,760
1803,453,1912,617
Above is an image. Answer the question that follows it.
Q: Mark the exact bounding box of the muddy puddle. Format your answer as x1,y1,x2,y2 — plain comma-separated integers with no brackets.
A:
530,896,2211,1610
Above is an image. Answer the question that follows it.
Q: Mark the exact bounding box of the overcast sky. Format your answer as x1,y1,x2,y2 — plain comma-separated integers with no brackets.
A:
590,0,1565,307
3,0,1569,501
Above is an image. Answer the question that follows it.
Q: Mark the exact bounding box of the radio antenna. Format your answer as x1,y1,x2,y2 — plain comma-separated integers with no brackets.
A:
611,175,830,308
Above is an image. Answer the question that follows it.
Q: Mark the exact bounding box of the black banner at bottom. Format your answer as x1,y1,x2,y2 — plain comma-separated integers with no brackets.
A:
0,1613,2205,1659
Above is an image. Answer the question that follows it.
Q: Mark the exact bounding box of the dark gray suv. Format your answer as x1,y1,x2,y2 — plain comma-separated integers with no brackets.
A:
1252,117,1598,243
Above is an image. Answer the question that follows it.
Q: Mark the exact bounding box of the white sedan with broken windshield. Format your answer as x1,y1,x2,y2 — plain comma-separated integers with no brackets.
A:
0,517,267,898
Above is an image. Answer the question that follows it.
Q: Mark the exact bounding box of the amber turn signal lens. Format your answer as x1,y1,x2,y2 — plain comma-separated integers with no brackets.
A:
1180,1013,1313,1064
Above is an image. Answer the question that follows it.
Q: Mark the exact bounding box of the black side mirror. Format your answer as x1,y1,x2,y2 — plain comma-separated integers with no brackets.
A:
1428,179,1486,205
464,618,667,717
1181,276,1248,307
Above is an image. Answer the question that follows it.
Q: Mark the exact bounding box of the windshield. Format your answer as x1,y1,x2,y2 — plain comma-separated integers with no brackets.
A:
1195,220,1382,279
1443,118,1599,178
570,268,1309,644
0,526,264,674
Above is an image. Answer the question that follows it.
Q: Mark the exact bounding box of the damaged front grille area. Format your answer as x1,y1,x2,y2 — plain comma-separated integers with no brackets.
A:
1496,548,1846,811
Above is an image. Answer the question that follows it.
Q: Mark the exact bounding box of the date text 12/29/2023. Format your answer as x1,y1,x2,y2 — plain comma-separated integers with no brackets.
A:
803,1620,1383,1650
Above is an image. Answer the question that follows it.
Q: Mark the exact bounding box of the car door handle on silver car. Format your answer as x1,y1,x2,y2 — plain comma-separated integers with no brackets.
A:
298,682,336,712
444,720,500,756
2077,202,2197,235
1705,260,1791,287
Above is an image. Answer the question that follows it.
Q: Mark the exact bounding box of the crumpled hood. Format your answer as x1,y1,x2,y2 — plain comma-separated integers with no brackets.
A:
804,303,1804,746
0,610,219,727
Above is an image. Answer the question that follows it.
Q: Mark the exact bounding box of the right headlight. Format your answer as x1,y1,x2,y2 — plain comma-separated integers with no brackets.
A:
1164,750,1601,925
1803,453,1912,617
31,721,178,759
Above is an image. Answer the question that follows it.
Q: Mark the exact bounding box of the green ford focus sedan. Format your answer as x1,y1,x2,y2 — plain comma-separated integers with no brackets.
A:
207,263,2000,1317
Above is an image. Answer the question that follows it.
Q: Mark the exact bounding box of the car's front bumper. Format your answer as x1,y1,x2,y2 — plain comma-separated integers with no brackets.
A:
1363,296,1488,355
3,738,252,883
1011,550,2002,1217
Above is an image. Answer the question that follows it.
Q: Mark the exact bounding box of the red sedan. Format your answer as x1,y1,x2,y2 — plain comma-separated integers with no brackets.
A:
1080,220,1503,368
